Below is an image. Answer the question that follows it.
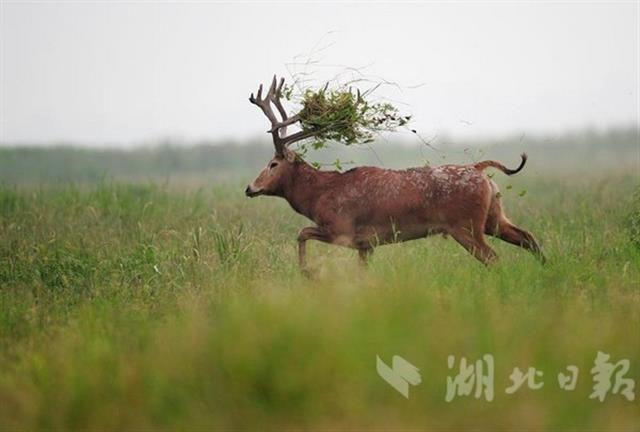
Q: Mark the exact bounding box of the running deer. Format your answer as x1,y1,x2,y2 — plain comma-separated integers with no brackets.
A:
245,77,545,272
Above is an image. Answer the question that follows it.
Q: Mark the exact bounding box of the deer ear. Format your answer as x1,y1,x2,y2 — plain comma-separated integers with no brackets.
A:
284,148,296,163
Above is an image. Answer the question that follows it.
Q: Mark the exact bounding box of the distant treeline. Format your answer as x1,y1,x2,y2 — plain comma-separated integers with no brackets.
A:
0,126,637,185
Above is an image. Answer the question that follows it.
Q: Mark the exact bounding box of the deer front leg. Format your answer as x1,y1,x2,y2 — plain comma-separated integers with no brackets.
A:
358,248,373,267
297,227,331,275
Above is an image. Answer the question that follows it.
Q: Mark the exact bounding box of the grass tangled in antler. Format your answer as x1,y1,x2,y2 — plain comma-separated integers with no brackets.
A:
284,82,411,151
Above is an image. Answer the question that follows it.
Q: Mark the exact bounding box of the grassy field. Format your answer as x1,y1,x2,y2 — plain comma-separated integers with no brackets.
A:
0,140,638,430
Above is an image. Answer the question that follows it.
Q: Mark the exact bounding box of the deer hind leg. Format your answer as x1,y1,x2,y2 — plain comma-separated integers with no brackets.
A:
297,226,332,275
449,224,497,266
484,188,545,264
493,219,546,264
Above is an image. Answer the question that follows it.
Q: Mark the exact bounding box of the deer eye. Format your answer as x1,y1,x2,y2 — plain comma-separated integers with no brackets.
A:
269,162,279,169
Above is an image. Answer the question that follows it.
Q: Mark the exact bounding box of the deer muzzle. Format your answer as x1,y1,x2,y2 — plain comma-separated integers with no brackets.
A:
245,185,261,197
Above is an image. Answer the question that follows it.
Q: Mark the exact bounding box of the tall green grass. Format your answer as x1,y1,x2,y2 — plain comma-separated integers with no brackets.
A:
0,171,638,430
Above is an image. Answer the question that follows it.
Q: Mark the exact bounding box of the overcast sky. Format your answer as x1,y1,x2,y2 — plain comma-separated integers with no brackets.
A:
1,1,638,147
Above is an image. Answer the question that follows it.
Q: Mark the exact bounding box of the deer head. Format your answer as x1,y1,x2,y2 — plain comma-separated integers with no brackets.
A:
245,76,315,198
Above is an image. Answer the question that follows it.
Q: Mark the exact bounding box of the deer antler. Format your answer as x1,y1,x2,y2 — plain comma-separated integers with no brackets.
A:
249,76,313,156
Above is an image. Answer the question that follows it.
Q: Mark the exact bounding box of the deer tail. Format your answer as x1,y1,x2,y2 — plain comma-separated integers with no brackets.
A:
474,153,527,176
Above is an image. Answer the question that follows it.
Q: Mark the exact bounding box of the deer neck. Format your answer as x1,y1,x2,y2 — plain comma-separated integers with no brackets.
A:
280,161,333,221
